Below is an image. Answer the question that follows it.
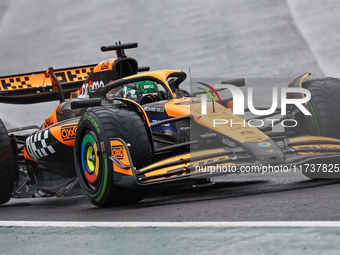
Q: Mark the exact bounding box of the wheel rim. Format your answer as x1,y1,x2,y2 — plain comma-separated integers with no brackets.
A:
81,132,100,186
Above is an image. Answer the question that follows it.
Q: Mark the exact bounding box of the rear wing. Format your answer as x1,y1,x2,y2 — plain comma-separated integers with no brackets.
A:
0,64,95,104
0,42,150,104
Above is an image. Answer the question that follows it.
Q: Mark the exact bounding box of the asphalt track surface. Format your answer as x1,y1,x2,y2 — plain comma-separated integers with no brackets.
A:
2,172,340,222
1,0,340,254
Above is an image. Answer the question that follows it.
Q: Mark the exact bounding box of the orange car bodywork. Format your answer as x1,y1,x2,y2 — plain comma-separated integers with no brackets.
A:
4,59,340,185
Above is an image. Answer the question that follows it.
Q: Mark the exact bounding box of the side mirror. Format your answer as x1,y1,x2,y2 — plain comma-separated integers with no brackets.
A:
221,78,245,87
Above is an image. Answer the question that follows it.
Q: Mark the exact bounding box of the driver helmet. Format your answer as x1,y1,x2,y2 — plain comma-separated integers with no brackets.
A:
123,81,158,104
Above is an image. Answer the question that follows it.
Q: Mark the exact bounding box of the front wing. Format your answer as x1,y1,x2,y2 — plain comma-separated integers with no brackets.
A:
109,136,340,189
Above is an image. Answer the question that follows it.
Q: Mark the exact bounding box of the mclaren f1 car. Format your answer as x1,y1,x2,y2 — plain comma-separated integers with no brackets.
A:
1,42,340,207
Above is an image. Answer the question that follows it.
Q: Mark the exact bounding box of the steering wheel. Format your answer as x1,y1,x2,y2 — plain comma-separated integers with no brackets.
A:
140,94,157,105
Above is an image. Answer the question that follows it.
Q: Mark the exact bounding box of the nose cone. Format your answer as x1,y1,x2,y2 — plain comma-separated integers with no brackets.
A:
243,140,284,165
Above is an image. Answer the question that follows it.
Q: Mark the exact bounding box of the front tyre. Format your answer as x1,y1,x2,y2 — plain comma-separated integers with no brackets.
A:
0,119,16,205
74,107,152,207
302,78,340,179
304,78,340,138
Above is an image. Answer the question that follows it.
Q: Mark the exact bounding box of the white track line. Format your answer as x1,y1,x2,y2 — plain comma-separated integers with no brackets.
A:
1,221,340,228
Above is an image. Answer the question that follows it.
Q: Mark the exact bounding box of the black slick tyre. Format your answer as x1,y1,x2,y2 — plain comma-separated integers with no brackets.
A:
74,107,151,207
302,78,340,179
0,119,16,205
304,78,340,139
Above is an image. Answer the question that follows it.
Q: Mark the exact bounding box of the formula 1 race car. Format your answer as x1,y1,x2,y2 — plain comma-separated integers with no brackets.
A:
1,42,340,207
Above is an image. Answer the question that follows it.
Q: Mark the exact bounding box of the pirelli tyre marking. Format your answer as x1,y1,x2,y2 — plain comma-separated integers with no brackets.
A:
25,130,56,160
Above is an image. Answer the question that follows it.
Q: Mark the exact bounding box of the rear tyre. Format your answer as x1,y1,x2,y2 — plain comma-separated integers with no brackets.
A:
0,119,16,205
74,107,152,207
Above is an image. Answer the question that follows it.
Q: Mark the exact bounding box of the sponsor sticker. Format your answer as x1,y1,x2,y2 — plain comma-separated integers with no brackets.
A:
257,142,272,148
61,125,77,141
111,145,124,159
